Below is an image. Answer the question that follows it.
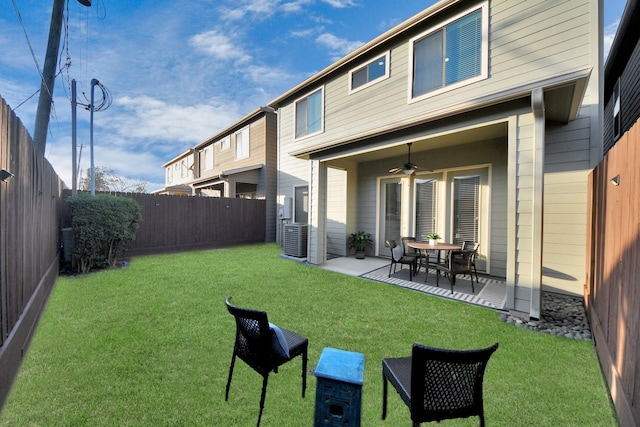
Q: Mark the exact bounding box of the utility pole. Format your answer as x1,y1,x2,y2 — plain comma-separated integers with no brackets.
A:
33,0,91,152
32,0,65,152
71,79,78,195
90,78,98,195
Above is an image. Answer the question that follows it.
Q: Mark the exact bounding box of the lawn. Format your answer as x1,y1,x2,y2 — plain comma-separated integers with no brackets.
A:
0,243,617,426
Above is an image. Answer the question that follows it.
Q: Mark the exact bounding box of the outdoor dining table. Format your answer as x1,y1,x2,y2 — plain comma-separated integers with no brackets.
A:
406,241,462,273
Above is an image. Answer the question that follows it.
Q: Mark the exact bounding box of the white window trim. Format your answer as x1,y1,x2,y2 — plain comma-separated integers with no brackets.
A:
348,51,391,95
220,135,231,151
235,126,250,160
202,145,214,171
407,2,489,103
293,87,325,141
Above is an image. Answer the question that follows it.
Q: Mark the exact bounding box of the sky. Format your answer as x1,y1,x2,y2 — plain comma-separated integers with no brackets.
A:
0,0,630,192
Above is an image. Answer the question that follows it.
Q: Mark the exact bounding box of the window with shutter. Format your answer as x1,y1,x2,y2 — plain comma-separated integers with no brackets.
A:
452,175,480,246
415,178,437,240
410,3,487,100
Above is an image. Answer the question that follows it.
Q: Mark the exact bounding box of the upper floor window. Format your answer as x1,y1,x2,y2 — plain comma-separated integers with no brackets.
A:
295,88,323,139
349,53,389,93
180,159,188,178
221,135,231,151
166,166,173,183
410,3,488,101
202,145,213,170
235,126,250,160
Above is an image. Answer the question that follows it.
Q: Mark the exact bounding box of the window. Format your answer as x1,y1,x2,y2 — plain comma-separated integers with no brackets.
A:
410,3,487,100
221,136,231,151
294,185,309,223
613,78,621,139
202,145,213,170
350,53,389,93
235,127,250,160
295,88,323,139
452,175,480,246
180,159,188,178
166,166,173,183
415,178,437,240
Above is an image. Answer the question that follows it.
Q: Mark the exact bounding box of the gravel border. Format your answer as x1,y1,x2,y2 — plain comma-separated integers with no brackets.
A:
499,292,592,340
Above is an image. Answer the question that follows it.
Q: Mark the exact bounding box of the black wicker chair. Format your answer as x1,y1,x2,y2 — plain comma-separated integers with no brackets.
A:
386,239,417,281
382,342,499,427
461,241,480,282
225,296,308,427
433,249,477,293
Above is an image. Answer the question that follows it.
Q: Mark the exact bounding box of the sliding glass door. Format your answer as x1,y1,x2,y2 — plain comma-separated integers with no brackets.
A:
378,178,402,255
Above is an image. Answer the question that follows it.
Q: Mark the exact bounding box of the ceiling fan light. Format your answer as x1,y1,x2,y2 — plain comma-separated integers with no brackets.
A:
403,168,415,175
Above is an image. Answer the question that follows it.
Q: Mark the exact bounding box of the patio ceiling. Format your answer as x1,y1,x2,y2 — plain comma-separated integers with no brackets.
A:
318,120,508,164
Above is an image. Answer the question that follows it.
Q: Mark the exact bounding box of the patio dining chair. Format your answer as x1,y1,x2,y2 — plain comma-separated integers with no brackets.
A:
461,241,480,282
225,296,308,427
382,342,499,427
433,249,477,293
401,236,421,273
386,239,417,281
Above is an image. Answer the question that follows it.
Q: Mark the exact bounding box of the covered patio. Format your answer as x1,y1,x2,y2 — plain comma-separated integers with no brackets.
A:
319,255,507,310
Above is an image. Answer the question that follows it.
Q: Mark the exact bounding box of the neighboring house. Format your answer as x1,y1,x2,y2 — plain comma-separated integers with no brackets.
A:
604,0,639,152
159,107,278,241
154,149,195,196
268,0,602,319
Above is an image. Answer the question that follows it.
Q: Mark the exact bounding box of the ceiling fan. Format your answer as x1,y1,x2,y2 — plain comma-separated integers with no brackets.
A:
388,142,428,175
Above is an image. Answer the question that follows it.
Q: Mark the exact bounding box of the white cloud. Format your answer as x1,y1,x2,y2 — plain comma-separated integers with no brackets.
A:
321,0,357,7
316,33,364,58
219,0,281,21
110,96,240,145
282,0,313,13
603,19,620,60
189,30,251,63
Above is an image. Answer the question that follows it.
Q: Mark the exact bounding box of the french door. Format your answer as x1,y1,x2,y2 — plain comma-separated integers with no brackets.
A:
378,178,403,255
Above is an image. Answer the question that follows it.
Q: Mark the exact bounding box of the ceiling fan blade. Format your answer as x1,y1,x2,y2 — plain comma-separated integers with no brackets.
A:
388,167,402,174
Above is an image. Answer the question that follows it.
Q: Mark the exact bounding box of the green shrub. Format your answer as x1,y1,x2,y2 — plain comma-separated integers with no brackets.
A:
67,194,142,273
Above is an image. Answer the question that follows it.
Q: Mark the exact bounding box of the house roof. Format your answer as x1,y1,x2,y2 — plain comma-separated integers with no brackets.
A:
191,164,263,187
267,0,461,108
194,107,275,150
162,149,193,168
604,0,639,96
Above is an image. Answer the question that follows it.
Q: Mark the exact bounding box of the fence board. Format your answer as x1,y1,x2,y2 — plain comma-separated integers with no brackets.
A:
0,96,63,410
587,120,640,427
61,192,267,258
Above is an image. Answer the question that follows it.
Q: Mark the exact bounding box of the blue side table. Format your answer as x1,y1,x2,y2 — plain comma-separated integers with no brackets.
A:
314,347,365,427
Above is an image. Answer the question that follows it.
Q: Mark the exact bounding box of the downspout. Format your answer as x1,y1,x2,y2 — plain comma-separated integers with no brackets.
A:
530,88,545,319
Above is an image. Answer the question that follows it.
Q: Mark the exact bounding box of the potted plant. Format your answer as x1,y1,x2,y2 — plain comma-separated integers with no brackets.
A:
425,233,441,246
348,231,373,259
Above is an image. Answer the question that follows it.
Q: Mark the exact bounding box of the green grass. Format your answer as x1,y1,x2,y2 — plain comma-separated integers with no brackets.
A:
0,244,617,426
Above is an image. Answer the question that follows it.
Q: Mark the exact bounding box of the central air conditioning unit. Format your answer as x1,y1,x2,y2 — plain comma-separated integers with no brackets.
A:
283,224,308,258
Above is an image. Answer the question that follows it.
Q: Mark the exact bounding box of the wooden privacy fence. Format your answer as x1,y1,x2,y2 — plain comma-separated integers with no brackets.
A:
586,120,640,427
0,96,63,410
62,191,267,258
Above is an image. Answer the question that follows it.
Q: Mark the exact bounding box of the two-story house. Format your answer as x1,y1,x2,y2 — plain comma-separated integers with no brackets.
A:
158,107,278,241
156,149,196,196
268,0,602,319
